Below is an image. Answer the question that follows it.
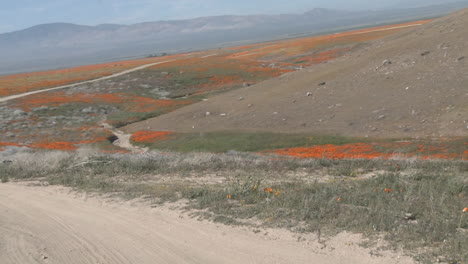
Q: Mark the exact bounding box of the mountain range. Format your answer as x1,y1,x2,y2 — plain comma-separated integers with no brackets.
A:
1,0,468,75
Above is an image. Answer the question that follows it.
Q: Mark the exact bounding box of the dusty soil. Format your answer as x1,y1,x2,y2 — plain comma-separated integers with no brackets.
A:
124,9,468,138
0,182,414,264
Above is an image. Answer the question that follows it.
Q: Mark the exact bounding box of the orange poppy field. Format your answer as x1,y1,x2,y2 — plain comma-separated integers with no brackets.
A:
3,19,460,156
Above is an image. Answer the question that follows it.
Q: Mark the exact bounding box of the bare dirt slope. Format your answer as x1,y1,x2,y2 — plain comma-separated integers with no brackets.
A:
124,9,468,138
0,183,413,264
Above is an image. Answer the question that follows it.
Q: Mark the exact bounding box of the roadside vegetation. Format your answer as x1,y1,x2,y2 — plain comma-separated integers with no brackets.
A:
1,148,467,263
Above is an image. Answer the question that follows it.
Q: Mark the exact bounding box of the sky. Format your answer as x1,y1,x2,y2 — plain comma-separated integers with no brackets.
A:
0,0,437,33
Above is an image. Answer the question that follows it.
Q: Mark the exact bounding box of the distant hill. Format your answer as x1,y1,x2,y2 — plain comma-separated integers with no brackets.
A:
1,1,468,75
124,8,468,138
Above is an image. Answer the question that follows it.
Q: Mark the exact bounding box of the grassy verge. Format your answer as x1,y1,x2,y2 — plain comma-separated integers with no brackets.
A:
132,132,366,152
1,149,467,263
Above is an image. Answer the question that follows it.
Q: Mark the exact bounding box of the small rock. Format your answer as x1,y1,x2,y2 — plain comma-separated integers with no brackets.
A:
382,60,392,66
457,56,465,61
404,213,416,220
243,83,251,87
13,109,27,116
377,115,386,120
421,51,430,56
41,255,48,260
2,160,13,164
248,104,253,107
306,92,312,97
318,82,326,86
220,113,227,116
205,112,211,116
238,97,244,101
273,112,278,115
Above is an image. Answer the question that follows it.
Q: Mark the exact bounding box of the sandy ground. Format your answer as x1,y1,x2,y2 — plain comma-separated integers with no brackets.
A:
0,182,414,264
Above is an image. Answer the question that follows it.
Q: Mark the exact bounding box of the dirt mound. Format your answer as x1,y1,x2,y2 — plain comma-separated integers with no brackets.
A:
124,9,468,138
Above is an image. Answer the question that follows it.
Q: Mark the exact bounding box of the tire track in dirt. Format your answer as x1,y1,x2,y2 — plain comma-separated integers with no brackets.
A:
0,183,415,264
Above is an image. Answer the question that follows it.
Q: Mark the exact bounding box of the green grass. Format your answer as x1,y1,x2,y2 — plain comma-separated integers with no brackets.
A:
133,132,366,152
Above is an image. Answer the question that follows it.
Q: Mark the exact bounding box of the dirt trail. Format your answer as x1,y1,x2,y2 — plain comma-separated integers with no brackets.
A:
0,182,414,264
0,60,174,103
101,123,147,153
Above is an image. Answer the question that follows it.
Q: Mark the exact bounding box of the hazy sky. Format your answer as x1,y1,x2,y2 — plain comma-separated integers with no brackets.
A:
0,0,438,33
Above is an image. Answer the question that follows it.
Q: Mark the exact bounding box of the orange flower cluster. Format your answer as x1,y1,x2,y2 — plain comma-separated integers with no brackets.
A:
0,142,23,151
131,131,173,143
384,188,393,193
13,92,122,111
464,208,468,213
29,137,108,151
271,140,466,160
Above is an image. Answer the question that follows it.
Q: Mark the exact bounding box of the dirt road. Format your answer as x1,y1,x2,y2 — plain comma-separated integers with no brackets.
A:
0,60,174,103
0,182,413,264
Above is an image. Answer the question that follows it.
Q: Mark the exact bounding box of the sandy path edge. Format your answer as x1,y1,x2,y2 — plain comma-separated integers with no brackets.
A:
0,60,174,103
0,182,414,264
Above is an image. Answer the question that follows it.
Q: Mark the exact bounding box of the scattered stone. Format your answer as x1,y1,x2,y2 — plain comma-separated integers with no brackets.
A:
205,112,211,116
160,72,169,76
238,97,244,101
248,104,253,107
13,109,27,116
382,60,392,66
421,51,431,56
318,82,326,86
273,112,278,115
220,113,227,116
81,107,96,114
292,100,296,103
404,213,416,221
2,160,13,164
41,255,48,260
243,83,251,87
457,56,465,61
377,115,386,120
306,92,312,97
